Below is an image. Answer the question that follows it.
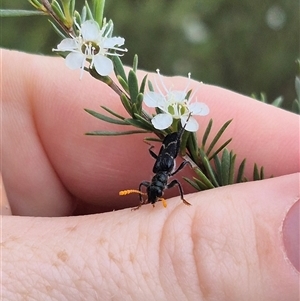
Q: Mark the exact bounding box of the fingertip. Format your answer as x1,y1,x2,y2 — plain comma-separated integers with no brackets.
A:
283,199,300,272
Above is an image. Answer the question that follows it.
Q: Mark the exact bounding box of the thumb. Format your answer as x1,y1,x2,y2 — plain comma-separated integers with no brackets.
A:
2,173,299,300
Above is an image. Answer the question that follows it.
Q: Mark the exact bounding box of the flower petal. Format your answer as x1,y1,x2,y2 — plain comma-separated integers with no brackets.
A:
168,90,186,102
144,91,165,108
56,38,78,51
103,37,125,48
151,113,173,130
93,55,113,76
81,20,100,41
65,52,85,70
181,116,199,132
188,102,210,116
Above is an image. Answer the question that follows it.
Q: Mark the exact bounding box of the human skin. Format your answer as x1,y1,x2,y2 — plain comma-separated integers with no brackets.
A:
1,49,299,300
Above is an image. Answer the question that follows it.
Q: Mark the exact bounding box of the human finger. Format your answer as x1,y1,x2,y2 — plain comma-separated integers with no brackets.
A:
2,173,299,300
2,49,299,214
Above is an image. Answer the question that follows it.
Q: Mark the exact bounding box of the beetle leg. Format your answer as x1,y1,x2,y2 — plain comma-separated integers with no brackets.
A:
167,179,191,206
138,181,151,203
170,160,191,176
148,145,158,159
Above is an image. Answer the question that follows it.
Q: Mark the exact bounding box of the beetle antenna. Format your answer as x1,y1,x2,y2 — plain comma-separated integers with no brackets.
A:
178,112,192,137
119,190,146,196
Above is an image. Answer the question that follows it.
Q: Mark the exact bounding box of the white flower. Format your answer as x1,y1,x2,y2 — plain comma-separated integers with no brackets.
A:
53,20,127,77
144,70,209,132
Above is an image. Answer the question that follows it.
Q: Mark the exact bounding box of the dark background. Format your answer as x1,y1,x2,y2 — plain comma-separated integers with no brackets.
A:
1,0,299,110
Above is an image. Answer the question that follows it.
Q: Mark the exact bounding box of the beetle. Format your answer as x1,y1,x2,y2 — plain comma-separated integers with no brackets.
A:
119,114,192,210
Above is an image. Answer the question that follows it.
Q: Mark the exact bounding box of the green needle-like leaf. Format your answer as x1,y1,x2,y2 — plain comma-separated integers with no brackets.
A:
133,113,151,125
199,149,219,187
214,149,237,185
213,155,222,183
116,75,129,94
84,109,128,125
183,177,203,191
0,9,45,17
127,115,154,131
70,0,75,17
253,163,260,180
221,149,230,185
271,96,284,107
113,56,127,82
206,119,232,156
193,167,215,189
253,164,265,180
208,138,232,161
86,130,149,136
133,54,138,73
194,176,214,190
237,158,247,183
139,75,148,94
120,94,132,115
187,133,198,161
148,80,154,92
185,89,193,100
228,152,236,184
202,119,213,147
92,0,105,26
144,137,163,143
260,166,265,180
128,70,139,103
135,93,144,114
84,1,94,22
48,20,67,38
51,0,66,22
80,6,86,24
180,131,190,156
100,106,125,120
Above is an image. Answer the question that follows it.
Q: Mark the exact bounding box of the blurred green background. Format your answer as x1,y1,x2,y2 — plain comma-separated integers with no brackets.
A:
1,0,299,110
